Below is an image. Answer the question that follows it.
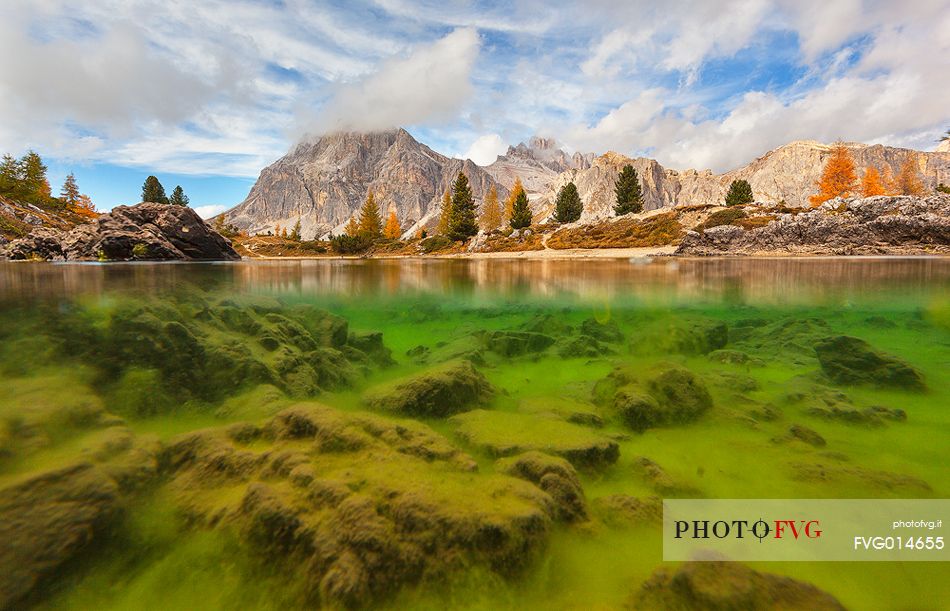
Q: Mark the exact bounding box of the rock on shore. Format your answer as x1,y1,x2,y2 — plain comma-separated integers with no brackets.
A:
675,195,950,256
2,202,240,261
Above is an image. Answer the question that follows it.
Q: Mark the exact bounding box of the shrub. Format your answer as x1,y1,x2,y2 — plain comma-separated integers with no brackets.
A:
697,208,747,231
419,235,454,253
329,234,371,254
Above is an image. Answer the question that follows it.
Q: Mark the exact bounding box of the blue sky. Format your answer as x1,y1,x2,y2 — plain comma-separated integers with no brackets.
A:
2,0,948,215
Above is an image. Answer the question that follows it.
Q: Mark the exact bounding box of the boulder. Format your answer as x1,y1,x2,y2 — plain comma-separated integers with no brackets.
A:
362,360,494,417
628,562,846,610
814,336,925,391
593,364,713,432
480,330,556,357
630,317,728,355
592,494,662,527
496,451,588,522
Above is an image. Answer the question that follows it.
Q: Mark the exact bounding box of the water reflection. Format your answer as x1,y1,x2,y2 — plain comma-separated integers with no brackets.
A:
0,257,948,305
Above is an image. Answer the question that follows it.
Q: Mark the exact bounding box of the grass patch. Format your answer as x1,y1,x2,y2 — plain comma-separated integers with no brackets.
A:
548,212,682,249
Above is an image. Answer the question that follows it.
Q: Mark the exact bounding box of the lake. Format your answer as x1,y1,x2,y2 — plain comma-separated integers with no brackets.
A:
1,257,948,609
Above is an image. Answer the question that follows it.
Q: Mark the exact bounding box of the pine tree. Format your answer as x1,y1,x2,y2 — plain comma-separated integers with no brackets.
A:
344,217,360,237
358,191,382,240
897,156,925,195
724,179,754,206
21,151,50,202
290,217,302,241
448,172,478,241
860,167,886,197
509,189,532,229
613,165,643,215
0,154,20,194
383,209,402,239
141,176,169,204
881,164,899,195
504,178,524,223
60,173,80,207
168,185,189,207
809,142,857,206
437,190,453,236
480,185,502,232
554,181,582,222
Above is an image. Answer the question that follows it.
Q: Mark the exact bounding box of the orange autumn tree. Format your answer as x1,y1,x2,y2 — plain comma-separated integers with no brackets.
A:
504,177,524,223
343,217,360,237
860,167,886,197
881,165,900,195
383,209,401,239
810,142,857,206
897,156,925,195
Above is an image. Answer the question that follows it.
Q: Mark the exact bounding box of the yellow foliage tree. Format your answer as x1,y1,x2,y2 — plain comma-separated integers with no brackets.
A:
358,191,383,240
881,164,900,195
437,190,452,236
897,156,925,195
480,185,501,232
383,209,401,239
72,193,98,219
274,223,281,237
810,142,857,207
344,217,360,237
860,167,886,197
504,178,524,222
280,226,288,239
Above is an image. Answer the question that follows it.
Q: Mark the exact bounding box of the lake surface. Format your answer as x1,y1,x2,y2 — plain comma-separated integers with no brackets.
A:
1,258,948,609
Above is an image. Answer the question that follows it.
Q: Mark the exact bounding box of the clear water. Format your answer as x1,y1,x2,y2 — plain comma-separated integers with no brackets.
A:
1,258,948,610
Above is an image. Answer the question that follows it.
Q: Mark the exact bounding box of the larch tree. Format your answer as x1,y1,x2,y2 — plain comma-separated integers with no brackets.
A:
504,177,524,223
480,185,502,232
290,217,302,241
358,191,383,240
75,194,97,218
60,173,80,208
509,189,532,229
383,209,402,239
881,164,900,195
274,222,282,237
897,156,925,195
448,172,478,241
553,181,582,223
343,217,360,237
141,176,169,204
437,189,453,236
860,167,887,197
613,165,644,215
168,185,189,207
281,226,288,239
724,179,754,206
809,143,857,206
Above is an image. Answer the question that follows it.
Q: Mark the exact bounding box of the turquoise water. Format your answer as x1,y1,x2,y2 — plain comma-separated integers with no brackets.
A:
0,257,948,609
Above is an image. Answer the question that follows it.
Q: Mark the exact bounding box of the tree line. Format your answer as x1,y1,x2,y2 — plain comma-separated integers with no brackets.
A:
0,150,96,216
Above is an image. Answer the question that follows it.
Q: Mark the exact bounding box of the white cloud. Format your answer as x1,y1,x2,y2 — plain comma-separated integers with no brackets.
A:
461,134,507,165
303,28,480,135
194,204,228,219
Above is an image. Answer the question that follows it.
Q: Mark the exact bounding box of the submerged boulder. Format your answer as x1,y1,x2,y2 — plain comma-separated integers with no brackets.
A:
628,562,846,610
594,364,713,432
496,451,588,522
592,494,662,527
481,330,556,357
363,360,494,417
814,336,925,391
630,317,728,356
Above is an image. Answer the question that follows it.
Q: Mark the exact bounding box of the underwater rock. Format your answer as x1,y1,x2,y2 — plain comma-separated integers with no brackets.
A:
708,349,757,365
733,317,832,364
405,344,431,364
363,360,494,417
480,330,556,357
520,313,573,336
805,405,906,427
579,318,625,344
632,456,697,495
777,424,827,447
0,464,122,609
518,397,604,428
163,404,555,608
628,562,846,610
814,335,926,391
592,495,662,527
347,331,395,367
630,317,728,355
593,364,713,432
790,462,931,493
556,335,616,359
451,410,620,470
496,451,588,522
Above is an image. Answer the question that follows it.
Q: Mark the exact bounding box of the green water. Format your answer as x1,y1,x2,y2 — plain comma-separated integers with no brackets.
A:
0,258,948,610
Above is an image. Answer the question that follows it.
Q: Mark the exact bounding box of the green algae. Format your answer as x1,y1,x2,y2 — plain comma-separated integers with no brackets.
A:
0,258,948,609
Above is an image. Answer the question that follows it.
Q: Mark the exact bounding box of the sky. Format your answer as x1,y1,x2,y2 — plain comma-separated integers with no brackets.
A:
1,1,948,215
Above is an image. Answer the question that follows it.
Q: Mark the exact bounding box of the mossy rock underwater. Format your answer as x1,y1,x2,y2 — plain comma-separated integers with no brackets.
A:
362,360,494,417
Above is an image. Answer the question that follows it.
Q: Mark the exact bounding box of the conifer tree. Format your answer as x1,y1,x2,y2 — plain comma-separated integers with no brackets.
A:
281,226,288,239
809,142,857,206
724,179,754,206
448,172,478,241
860,167,886,197
60,173,80,207
358,191,382,240
274,222,282,237
437,189,453,236
554,181,582,222
141,176,169,204
383,209,402,240
21,151,50,202
480,185,502,232
881,164,899,195
344,217,360,237
504,177,524,223
0,154,21,194
290,217,302,241
509,189,532,229
75,194,96,217
168,185,189,207
897,156,925,196
613,165,643,215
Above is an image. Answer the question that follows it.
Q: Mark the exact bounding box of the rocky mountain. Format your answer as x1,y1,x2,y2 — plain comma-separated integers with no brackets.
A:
484,137,594,195
222,128,507,239
532,141,950,221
